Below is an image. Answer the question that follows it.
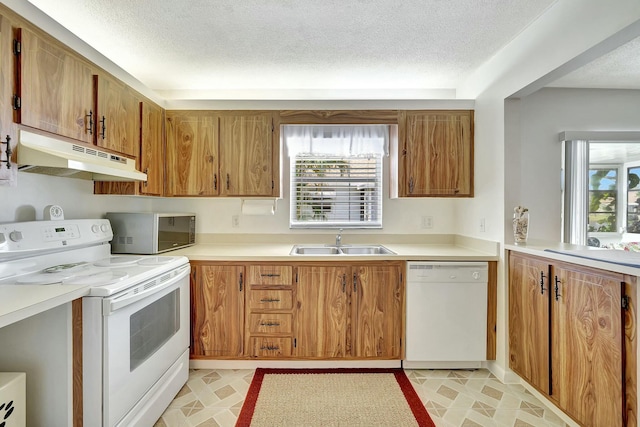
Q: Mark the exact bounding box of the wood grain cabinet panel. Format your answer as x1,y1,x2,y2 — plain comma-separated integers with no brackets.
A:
507,251,636,427
138,101,164,195
248,313,292,334
93,73,139,157
18,27,93,143
294,265,349,358
165,111,218,196
219,111,276,197
191,264,244,358
248,289,293,310
0,13,16,184
399,110,473,197
249,337,292,358
352,264,403,358
508,252,550,394
248,265,292,286
551,263,624,426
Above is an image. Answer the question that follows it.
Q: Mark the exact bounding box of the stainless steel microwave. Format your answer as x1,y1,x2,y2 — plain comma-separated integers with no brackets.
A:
106,212,196,254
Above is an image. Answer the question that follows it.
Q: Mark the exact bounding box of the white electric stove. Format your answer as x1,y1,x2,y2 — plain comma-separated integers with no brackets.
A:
0,218,191,427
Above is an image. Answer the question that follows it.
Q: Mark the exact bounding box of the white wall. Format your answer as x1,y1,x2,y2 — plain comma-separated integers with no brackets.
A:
0,170,460,235
506,88,640,242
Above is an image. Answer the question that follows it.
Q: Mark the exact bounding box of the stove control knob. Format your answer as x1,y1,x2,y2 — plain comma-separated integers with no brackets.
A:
0,233,6,247
100,224,109,233
91,224,100,233
9,230,23,242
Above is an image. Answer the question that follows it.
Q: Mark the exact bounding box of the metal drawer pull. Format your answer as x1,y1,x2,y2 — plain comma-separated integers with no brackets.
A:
539,271,547,295
260,298,281,303
260,345,280,351
259,322,281,327
260,273,281,277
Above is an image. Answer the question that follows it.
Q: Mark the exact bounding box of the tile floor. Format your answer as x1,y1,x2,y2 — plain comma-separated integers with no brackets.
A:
154,369,572,427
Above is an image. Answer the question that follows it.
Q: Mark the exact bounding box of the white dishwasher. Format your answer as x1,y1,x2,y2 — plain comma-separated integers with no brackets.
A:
404,262,488,369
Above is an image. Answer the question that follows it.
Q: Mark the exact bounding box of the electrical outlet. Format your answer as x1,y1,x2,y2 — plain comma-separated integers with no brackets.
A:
232,215,240,228
421,216,433,229
479,217,486,232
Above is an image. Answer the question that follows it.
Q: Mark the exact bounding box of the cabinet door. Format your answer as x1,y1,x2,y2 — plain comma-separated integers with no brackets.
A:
551,263,624,426
191,264,244,357
219,111,275,196
508,252,550,394
94,74,139,157
294,266,349,358
18,27,93,143
0,13,15,184
352,265,403,358
139,101,164,195
165,111,218,196
401,110,473,197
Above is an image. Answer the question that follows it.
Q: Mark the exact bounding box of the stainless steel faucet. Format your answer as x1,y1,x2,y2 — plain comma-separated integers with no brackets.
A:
335,228,343,247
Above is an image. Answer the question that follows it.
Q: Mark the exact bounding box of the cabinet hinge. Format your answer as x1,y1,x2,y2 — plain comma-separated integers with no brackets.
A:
13,39,20,55
12,95,21,110
622,295,630,310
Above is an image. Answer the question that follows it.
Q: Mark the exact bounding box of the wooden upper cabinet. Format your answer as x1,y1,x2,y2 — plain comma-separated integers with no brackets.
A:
139,101,164,195
550,263,624,426
294,266,349,358
0,13,16,183
219,111,276,197
165,111,219,196
399,110,473,197
93,73,139,157
352,264,403,358
191,264,245,358
508,252,550,394
18,27,93,143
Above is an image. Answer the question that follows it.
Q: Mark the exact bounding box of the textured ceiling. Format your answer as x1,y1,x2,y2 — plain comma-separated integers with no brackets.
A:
26,0,557,98
548,36,640,90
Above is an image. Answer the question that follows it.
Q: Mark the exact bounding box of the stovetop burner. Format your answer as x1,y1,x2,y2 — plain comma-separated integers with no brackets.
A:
94,256,144,267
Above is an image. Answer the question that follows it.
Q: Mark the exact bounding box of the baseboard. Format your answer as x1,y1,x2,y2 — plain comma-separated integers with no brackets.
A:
403,360,482,369
482,360,521,384
189,359,402,369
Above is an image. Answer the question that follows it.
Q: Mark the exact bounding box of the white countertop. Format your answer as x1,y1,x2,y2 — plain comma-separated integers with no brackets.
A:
506,240,640,276
0,283,90,329
170,241,500,262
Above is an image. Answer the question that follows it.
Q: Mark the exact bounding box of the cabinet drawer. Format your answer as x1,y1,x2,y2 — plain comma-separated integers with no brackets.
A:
248,265,293,286
249,337,292,357
248,313,292,334
248,290,293,310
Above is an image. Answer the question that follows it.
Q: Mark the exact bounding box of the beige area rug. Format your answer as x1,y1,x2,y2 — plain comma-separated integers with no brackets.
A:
235,368,435,427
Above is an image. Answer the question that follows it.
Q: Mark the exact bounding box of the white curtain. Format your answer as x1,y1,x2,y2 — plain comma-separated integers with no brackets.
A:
563,140,589,245
284,125,388,157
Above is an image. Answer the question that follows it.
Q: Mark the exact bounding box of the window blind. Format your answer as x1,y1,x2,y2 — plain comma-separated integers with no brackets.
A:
290,155,383,228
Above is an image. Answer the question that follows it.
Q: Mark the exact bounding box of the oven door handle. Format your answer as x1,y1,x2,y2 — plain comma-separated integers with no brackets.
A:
104,264,190,314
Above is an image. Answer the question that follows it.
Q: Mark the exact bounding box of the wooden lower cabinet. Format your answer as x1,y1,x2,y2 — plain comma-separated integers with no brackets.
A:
508,251,636,427
293,265,349,358
352,265,403,358
191,263,245,358
191,261,405,360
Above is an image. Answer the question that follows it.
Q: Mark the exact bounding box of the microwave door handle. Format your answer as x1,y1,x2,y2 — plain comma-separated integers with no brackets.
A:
104,265,190,314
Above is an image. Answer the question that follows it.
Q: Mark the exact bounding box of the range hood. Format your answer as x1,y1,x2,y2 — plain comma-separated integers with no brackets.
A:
17,130,147,182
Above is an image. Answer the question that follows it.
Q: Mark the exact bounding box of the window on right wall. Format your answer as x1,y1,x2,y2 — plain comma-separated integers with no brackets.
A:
284,125,388,229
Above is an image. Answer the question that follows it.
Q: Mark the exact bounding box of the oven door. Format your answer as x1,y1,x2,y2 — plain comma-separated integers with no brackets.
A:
103,264,190,426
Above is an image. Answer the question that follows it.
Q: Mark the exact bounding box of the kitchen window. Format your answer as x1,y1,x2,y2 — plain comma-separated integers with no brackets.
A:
588,167,618,232
285,125,388,229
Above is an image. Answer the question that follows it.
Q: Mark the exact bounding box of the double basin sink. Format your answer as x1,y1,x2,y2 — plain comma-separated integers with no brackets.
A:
290,244,396,256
